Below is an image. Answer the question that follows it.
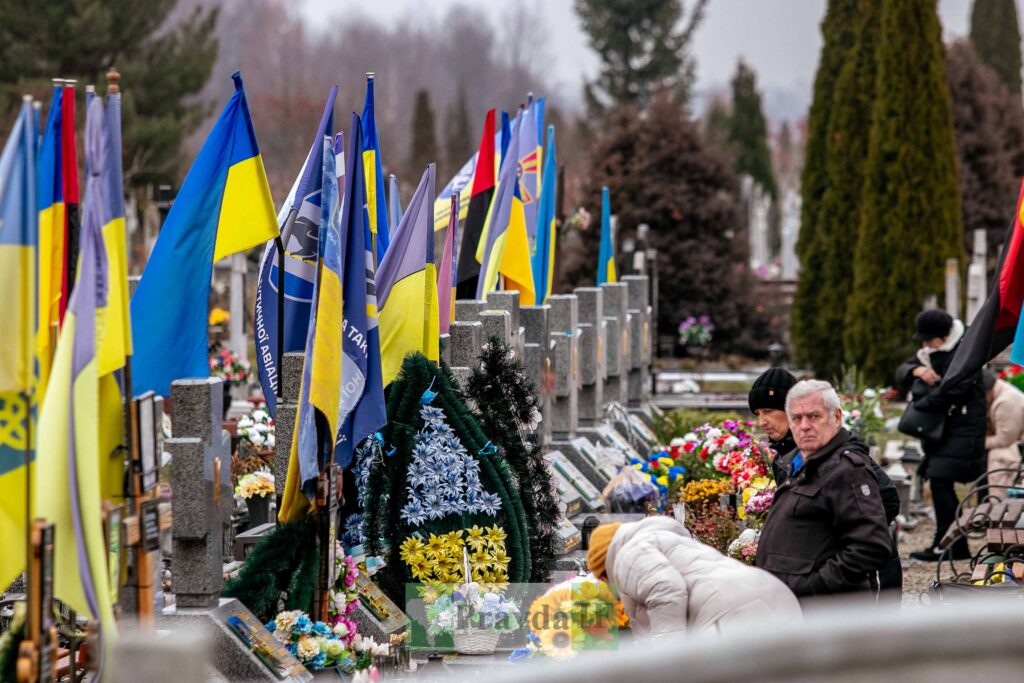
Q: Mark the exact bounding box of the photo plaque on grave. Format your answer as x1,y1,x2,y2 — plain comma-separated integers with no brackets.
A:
546,450,603,511
596,424,642,461
549,467,583,517
224,606,309,680
138,392,160,492
554,515,582,555
628,413,658,450
140,499,162,553
571,436,619,482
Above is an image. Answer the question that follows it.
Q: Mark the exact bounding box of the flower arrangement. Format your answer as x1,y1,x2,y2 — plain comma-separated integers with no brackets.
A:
425,582,520,637
509,577,620,662
737,476,775,525
628,453,686,510
681,478,732,508
210,347,251,384
687,500,739,554
399,526,511,587
999,365,1024,393
329,548,361,644
678,315,714,347
237,408,275,450
727,528,760,565
266,610,357,671
836,367,891,443
235,469,274,500
399,405,503,527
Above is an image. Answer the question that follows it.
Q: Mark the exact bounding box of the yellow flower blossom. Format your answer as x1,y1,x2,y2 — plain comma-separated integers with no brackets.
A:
465,525,486,550
425,533,447,560
484,525,507,548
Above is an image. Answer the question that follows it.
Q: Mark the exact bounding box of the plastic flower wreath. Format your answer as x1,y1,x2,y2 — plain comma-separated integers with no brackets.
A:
266,610,355,671
328,544,361,645
234,469,274,499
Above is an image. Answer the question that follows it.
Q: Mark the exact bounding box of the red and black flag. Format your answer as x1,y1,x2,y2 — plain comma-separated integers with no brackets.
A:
940,179,1024,392
61,83,81,311
455,109,496,300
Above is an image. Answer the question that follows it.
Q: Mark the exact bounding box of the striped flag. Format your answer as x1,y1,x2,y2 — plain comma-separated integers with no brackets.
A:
597,186,617,285
533,125,557,303
437,193,459,334
362,75,390,264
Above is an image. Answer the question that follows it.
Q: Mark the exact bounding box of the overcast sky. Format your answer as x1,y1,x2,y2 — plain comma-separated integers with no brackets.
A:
297,0,998,122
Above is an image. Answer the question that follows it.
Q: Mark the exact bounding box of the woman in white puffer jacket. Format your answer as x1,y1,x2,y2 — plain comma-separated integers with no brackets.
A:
587,516,801,637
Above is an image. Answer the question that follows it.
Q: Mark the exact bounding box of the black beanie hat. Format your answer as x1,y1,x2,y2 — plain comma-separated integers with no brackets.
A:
748,367,798,413
913,309,953,342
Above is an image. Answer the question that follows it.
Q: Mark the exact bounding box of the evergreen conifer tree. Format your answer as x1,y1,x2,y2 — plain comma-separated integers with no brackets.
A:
726,60,777,200
843,0,964,384
575,0,707,112
970,0,1023,95
0,0,218,187
408,89,439,179
810,0,881,381
947,40,1024,265
444,85,473,180
791,0,859,370
701,94,733,156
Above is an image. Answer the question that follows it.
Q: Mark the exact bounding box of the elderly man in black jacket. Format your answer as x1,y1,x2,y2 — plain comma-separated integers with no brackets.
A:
755,379,893,598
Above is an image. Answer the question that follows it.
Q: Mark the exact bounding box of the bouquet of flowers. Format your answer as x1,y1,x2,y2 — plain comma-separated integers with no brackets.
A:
681,478,732,509
329,548,361,645
510,577,619,662
687,500,739,553
678,315,714,347
210,348,251,384
266,610,356,671
727,528,760,565
629,453,686,510
237,408,275,451
426,582,520,637
234,469,274,500
208,307,231,328
737,476,775,526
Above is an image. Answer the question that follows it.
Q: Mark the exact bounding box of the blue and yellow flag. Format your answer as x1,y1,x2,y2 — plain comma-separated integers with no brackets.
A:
475,110,536,306
0,98,38,591
388,173,403,237
362,75,390,265
131,72,278,397
597,186,617,285
375,164,439,387
36,97,119,668
335,118,386,467
36,85,65,396
279,133,344,523
533,125,557,304
519,97,544,239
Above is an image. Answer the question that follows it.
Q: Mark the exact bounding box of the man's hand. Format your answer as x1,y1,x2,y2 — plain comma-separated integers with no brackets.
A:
913,366,941,385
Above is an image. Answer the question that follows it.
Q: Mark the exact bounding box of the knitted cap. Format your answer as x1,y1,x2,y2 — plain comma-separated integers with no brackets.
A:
748,367,798,413
586,523,622,580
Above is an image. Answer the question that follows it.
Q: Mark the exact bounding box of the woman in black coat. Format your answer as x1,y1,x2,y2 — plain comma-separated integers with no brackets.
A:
895,310,986,561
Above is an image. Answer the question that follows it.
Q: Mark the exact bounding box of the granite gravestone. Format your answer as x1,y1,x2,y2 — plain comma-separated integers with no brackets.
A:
448,320,483,389
601,282,629,407
575,287,605,428
521,305,552,444
485,290,524,357
273,352,305,498
479,309,512,348
547,295,579,442
622,275,652,413
454,299,486,323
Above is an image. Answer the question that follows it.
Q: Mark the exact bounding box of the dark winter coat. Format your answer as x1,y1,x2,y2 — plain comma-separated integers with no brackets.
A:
895,338,986,483
755,429,893,597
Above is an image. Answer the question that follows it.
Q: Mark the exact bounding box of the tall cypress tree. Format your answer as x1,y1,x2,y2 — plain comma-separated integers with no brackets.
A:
790,0,859,369
408,89,439,179
811,0,881,381
726,60,777,199
970,0,1023,95
844,0,964,384
444,84,472,180
0,0,218,187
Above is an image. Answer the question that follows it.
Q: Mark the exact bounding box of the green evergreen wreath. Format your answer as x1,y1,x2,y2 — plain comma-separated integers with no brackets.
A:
362,353,531,604
466,338,559,582
222,516,319,623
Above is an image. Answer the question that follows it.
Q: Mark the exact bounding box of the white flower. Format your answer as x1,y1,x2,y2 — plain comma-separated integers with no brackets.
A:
706,428,722,440
723,436,739,450
670,437,685,447
863,388,877,399
297,637,322,661
275,611,299,634
333,622,349,638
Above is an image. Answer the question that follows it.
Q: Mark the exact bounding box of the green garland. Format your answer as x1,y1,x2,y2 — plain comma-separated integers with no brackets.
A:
222,516,319,622
362,353,531,604
466,338,559,582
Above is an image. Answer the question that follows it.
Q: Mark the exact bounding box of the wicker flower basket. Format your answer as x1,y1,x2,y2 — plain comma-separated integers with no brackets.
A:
452,628,500,655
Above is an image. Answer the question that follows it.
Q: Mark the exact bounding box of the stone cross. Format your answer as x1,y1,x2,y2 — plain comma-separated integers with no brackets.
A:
448,320,483,389
454,299,486,323
944,258,961,321
167,378,233,609
273,352,305,498
479,310,512,348
548,294,579,441
601,282,629,407
966,229,987,324
574,287,605,427
622,275,651,408
484,290,523,357
521,305,552,444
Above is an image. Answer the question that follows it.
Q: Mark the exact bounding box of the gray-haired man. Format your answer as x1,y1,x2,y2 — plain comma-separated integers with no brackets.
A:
754,380,893,598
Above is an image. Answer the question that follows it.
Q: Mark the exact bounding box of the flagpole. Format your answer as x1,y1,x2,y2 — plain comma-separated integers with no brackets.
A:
274,209,295,401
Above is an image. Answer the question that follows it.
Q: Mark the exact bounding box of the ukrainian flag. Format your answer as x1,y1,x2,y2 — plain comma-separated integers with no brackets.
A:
36,85,66,397
597,186,617,285
362,75,390,265
36,98,118,669
131,72,278,397
475,110,536,306
376,163,439,387
0,98,38,591
533,125,557,304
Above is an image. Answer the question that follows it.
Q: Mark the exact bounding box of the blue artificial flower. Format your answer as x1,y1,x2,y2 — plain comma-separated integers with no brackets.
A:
423,494,446,520
286,643,298,657
312,621,332,638
420,405,446,425
478,491,502,516
669,466,686,479
294,614,312,635
265,620,276,632
307,652,328,671
401,499,427,527
508,647,534,663
629,457,642,465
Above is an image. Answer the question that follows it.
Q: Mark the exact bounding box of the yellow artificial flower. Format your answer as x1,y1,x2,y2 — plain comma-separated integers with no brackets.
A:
537,627,576,660
490,547,510,568
485,525,507,548
425,533,448,560
656,475,668,487
445,530,465,550
208,307,230,326
465,525,486,550
400,537,426,563
658,457,674,467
